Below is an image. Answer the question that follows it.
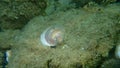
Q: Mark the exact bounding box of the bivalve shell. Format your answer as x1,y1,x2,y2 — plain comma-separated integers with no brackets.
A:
40,25,64,46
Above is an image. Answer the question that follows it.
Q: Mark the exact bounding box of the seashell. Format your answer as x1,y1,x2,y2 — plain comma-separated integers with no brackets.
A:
4,50,12,62
40,25,64,46
3,50,12,68
115,44,120,58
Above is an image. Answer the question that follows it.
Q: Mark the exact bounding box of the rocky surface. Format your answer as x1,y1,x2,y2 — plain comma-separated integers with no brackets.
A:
0,0,119,68
6,3,120,68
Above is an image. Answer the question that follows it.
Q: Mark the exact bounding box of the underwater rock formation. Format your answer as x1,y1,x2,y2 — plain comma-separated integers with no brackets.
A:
4,3,120,68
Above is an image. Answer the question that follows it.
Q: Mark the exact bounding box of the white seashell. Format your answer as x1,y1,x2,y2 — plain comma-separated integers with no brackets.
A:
115,44,120,58
40,25,64,46
5,50,12,62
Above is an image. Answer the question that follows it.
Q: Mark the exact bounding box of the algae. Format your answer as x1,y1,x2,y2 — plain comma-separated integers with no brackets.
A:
6,3,120,68
0,0,120,68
